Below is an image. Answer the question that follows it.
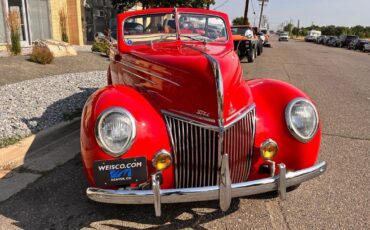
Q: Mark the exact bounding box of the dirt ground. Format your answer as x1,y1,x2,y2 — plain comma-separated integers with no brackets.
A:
0,52,109,86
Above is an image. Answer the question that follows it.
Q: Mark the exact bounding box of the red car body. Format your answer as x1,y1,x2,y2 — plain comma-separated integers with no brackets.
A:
81,8,326,216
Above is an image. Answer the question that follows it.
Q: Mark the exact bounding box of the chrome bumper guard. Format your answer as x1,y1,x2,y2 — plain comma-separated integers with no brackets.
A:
87,155,327,217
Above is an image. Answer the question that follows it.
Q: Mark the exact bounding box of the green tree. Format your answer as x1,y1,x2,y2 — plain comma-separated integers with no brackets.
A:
114,0,215,12
232,16,249,26
112,0,139,12
283,23,294,35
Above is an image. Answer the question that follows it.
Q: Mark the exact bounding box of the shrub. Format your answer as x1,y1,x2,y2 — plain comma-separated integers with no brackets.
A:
91,39,111,56
30,46,54,64
59,9,69,43
7,9,21,55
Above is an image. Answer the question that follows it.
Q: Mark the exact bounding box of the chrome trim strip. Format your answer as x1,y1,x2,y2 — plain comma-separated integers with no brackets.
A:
162,103,255,132
87,161,327,205
117,60,180,86
121,67,156,85
162,110,220,131
183,45,224,128
224,103,256,129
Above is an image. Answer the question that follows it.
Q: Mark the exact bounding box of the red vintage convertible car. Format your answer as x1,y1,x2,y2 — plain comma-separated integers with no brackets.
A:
81,8,327,216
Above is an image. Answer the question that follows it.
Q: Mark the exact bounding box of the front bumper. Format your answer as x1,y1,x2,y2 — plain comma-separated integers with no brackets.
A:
87,156,327,217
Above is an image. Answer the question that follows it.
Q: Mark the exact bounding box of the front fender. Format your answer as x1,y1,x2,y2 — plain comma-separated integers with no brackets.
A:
80,85,173,189
247,79,321,180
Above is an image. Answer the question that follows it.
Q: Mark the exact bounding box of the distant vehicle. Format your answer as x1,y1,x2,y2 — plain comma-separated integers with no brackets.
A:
339,35,359,48
349,39,369,51
326,36,340,47
231,25,259,62
260,28,272,47
305,30,321,42
316,35,327,44
363,43,370,52
278,32,289,41
322,36,331,45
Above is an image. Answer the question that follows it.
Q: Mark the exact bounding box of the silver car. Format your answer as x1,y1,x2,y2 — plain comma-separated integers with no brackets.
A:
363,43,370,52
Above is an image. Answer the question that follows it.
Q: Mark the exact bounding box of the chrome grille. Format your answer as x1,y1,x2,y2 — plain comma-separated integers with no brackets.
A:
164,106,256,189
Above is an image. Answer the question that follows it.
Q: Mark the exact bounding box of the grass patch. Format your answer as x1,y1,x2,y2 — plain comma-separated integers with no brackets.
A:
63,108,82,121
0,136,23,149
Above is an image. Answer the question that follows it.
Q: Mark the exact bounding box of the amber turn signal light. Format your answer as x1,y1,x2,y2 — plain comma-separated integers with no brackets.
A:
152,150,172,171
260,139,278,160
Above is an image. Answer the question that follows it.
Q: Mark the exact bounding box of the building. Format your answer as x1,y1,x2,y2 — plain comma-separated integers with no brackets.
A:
0,0,139,50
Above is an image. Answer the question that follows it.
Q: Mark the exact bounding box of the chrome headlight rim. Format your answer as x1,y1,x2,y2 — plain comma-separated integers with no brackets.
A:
95,107,136,157
285,98,319,143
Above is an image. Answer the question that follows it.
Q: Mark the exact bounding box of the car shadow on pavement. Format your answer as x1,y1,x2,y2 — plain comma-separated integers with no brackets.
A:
0,156,245,229
0,87,99,228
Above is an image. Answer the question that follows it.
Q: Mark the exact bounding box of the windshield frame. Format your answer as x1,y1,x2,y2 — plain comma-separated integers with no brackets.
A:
121,10,229,46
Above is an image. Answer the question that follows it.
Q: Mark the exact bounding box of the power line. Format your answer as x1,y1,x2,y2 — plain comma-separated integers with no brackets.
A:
250,0,256,15
214,0,231,10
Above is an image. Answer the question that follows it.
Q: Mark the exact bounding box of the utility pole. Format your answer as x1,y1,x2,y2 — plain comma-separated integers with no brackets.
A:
258,0,265,28
243,0,250,25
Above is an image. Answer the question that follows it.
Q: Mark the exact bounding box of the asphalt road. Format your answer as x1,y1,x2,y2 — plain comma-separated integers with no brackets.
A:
0,38,369,229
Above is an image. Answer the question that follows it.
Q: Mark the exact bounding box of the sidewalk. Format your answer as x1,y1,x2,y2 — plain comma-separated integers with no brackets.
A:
0,118,81,202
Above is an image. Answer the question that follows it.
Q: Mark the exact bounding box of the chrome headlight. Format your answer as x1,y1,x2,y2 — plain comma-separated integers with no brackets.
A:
285,98,319,143
96,107,136,157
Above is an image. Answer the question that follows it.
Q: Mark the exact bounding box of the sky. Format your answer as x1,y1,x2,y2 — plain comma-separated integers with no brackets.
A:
213,0,370,30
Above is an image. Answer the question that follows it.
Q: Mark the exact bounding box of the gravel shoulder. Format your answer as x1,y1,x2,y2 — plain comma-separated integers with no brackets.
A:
0,71,106,147
0,52,108,86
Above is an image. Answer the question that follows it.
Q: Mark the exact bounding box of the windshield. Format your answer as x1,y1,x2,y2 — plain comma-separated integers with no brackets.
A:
122,12,228,45
178,14,228,43
123,13,177,45
231,27,248,36
281,33,288,36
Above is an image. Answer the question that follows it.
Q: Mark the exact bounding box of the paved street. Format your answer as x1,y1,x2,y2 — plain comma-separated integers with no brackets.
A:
0,38,369,229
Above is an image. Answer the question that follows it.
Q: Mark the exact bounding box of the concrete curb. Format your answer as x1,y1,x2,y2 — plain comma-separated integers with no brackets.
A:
0,118,81,202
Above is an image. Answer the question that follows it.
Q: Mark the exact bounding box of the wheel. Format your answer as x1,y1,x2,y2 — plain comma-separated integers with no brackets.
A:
247,47,255,63
237,48,246,61
257,45,261,56
254,47,258,58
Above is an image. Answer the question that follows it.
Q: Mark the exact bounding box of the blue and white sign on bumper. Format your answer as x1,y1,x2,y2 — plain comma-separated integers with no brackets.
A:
93,157,147,186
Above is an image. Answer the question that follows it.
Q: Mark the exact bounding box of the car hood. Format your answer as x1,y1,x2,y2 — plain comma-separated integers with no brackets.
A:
122,43,253,126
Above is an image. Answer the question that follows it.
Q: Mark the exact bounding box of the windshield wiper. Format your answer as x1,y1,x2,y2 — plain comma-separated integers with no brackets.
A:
180,35,211,44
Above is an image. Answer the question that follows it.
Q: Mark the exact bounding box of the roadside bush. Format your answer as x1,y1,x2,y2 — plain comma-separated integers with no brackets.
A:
59,9,69,43
91,39,111,56
7,9,21,55
30,46,54,64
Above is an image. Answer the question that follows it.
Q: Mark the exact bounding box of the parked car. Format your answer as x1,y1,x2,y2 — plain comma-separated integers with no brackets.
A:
326,36,340,47
231,25,259,62
260,28,271,47
316,35,327,44
81,8,327,217
349,39,369,51
279,32,289,41
339,35,359,48
305,35,316,42
363,43,370,52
